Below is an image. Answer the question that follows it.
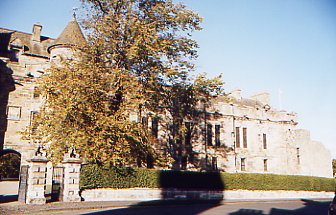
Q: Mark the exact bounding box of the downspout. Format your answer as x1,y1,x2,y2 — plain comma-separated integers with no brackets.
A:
231,104,237,172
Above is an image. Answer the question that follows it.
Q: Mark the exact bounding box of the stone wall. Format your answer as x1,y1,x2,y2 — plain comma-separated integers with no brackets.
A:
4,56,48,163
0,181,19,196
81,188,335,202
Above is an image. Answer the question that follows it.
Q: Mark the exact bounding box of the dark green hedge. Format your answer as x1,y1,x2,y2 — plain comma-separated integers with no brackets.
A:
80,165,159,189
221,172,335,192
80,164,335,192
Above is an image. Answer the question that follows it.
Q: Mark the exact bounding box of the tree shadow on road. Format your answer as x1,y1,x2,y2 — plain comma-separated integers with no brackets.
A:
229,199,331,215
85,200,224,215
82,199,331,215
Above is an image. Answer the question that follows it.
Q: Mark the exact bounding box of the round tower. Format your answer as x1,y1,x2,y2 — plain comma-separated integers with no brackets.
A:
48,14,86,64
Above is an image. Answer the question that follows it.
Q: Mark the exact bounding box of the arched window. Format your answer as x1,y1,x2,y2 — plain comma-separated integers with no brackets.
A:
0,150,21,180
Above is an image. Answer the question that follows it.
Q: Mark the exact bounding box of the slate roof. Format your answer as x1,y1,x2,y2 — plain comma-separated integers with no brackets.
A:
235,98,264,108
49,17,86,52
0,27,55,57
0,16,86,56
215,95,264,108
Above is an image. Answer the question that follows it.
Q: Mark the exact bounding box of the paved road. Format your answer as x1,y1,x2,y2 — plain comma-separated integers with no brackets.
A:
77,199,331,215
0,198,332,215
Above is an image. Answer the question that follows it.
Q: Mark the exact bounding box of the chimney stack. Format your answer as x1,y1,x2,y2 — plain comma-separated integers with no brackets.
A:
32,22,42,42
251,91,270,105
230,89,242,100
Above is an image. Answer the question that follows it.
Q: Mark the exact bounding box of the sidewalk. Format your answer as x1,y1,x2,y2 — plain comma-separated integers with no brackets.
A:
0,200,140,215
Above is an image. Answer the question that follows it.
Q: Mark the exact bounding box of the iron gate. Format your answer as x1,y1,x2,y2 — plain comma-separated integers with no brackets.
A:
51,167,64,201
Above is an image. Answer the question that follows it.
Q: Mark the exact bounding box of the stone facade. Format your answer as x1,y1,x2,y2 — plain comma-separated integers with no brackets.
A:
148,89,332,178
0,24,51,162
0,17,85,164
202,91,333,177
0,19,332,178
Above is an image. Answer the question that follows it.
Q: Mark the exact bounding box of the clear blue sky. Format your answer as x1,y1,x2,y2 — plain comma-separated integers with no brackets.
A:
1,0,335,158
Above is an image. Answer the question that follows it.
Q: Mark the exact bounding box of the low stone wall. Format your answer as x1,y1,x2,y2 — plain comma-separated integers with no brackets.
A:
224,190,334,199
81,188,334,201
0,181,19,195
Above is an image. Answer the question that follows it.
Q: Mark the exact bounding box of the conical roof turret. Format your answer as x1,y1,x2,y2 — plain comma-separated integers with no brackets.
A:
48,14,86,53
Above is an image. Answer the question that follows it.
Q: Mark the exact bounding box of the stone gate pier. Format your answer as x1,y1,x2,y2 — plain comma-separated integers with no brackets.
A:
22,153,49,204
18,147,82,204
61,149,82,202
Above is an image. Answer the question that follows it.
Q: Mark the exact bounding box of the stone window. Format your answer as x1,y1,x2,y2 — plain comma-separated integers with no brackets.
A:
207,124,213,146
263,133,267,149
263,159,268,171
243,127,247,148
297,148,300,165
235,127,240,148
33,86,40,98
7,106,21,120
30,111,39,135
151,117,159,138
141,116,148,128
212,157,218,170
241,158,246,171
215,124,221,147
185,122,192,146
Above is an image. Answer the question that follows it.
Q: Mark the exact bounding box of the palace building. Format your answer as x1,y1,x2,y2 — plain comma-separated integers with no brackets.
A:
0,18,332,178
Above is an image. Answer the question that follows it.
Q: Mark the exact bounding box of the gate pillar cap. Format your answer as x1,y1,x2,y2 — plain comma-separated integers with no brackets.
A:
27,154,49,163
62,158,82,164
27,157,49,163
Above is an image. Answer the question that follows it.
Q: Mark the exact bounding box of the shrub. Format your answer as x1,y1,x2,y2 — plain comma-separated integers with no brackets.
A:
80,164,335,192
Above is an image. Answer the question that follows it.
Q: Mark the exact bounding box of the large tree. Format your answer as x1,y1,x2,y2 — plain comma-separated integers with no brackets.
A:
30,0,224,166
149,73,224,170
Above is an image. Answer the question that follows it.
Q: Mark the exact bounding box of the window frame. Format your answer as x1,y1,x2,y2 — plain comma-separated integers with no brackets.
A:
241,158,246,171
263,133,267,149
207,124,213,146
151,117,159,138
243,127,247,148
263,159,268,171
215,124,221,147
235,127,240,148
6,106,22,121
